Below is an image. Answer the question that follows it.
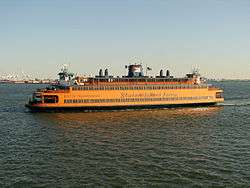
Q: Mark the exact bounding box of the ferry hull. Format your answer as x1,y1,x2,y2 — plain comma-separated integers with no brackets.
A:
26,102,217,112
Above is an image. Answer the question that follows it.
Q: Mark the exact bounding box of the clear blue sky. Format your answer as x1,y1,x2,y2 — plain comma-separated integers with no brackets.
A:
0,0,250,79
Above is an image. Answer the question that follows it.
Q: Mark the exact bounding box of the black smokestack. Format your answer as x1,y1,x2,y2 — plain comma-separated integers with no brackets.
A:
99,69,103,77
105,69,108,77
160,69,163,77
166,70,170,77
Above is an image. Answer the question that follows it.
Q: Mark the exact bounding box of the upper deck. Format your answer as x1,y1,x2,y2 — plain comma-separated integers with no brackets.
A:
75,76,193,86
45,64,208,92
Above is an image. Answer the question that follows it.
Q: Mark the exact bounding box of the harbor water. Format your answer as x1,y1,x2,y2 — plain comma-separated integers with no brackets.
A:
0,81,250,187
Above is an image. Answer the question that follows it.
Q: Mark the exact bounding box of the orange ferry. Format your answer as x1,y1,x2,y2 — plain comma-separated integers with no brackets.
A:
25,64,224,111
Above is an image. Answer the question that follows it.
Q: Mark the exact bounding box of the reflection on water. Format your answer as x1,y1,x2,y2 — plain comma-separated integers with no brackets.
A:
32,107,223,161
32,107,223,147
35,106,223,127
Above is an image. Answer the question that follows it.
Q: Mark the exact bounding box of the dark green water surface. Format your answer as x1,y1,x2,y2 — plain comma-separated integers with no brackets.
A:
0,81,250,187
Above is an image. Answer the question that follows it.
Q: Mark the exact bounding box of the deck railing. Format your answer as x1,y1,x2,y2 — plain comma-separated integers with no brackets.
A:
71,84,210,91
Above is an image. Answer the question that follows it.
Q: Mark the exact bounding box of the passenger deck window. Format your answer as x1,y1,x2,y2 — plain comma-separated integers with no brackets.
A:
44,95,59,103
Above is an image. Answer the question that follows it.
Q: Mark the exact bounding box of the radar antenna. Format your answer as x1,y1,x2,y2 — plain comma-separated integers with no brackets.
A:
192,65,200,75
61,64,69,72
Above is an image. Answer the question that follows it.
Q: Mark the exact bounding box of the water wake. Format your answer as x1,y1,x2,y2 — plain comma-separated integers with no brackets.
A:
218,99,250,107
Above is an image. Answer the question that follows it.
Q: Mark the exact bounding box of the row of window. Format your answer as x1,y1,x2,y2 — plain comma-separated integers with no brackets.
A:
89,78,188,83
64,96,213,104
72,84,207,91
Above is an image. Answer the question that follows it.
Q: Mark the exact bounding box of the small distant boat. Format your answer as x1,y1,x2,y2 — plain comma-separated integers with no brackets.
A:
25,64,224,111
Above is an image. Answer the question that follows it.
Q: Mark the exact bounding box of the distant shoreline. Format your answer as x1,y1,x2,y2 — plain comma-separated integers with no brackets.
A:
208,79,250,82
0,81,51,84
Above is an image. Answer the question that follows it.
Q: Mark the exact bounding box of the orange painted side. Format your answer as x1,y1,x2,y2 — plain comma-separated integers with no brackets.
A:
29,87,224,108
